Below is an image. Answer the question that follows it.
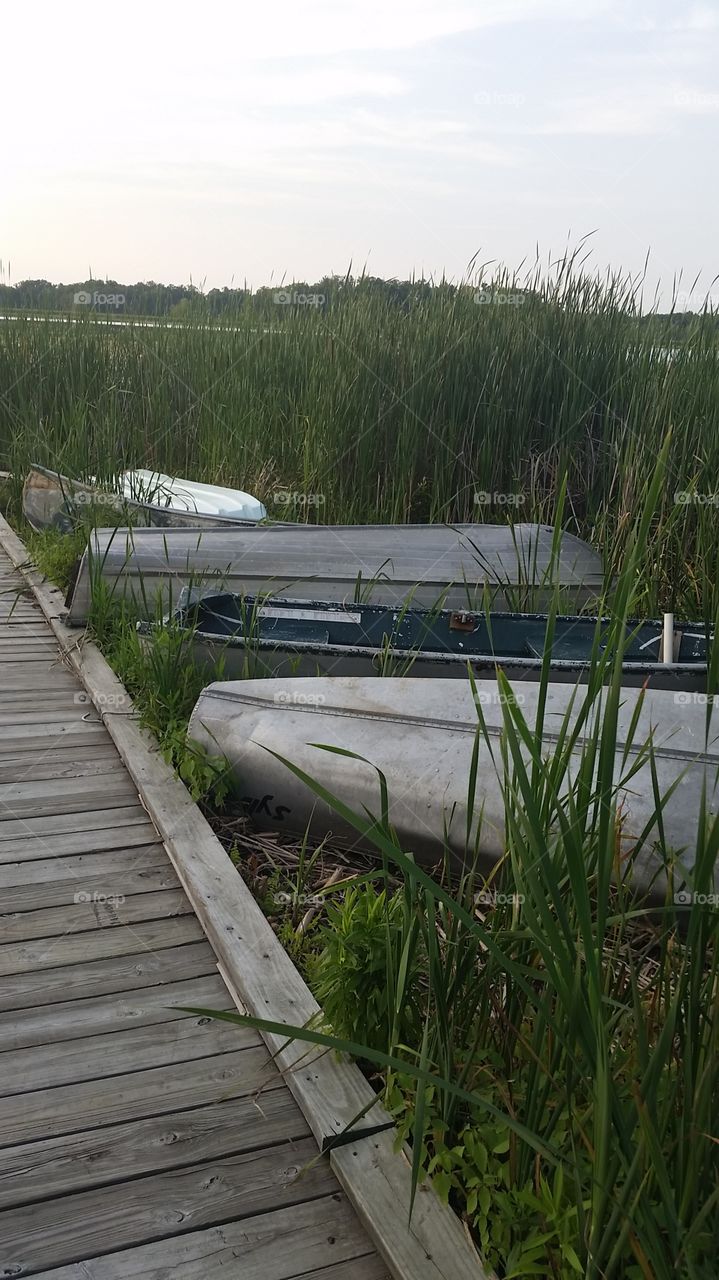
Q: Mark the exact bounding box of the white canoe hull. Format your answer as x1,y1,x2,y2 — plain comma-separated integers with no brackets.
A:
22,466,265,535
188,676,719,900
119,470,266,521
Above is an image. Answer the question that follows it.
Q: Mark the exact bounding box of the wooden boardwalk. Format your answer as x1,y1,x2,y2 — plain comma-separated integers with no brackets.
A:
0,546,388,1279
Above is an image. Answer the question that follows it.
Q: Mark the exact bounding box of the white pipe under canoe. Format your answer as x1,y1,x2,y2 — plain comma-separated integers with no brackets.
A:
188,677,719,901
66,522,605,624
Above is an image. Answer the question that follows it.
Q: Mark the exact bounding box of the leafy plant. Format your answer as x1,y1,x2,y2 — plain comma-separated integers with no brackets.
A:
311,884,423,1055
192,452,719,1278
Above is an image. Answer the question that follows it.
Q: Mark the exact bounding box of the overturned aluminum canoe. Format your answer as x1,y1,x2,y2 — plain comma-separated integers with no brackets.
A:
22,465,265,534
144,590,712,692
67,522,605,625
188,676,719,900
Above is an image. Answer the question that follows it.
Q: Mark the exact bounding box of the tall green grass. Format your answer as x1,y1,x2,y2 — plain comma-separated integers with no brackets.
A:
2,255,718,615
191,452,718,1277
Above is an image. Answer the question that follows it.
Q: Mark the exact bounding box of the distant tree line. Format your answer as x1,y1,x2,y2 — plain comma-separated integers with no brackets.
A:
0,275,716,327
0,275,454,318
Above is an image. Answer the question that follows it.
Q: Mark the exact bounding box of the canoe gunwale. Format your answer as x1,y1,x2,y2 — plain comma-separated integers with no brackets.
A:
173,624,709,681
192,681,719,766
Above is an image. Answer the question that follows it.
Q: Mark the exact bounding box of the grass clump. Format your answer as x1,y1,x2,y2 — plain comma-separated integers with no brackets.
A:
195,459,718,1278
2,252,719,614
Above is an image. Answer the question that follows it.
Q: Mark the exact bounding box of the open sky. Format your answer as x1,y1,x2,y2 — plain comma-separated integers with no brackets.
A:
2,0,717,305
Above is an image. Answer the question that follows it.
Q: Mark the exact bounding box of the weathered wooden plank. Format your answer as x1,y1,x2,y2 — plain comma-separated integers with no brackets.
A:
0,790,139,822
0,805,153,846
0,887,190,944
0,643,58,654
0,729,114,750
0,974,229,1051
30,1218,385,1280
0,633,54,643
0,823,159,862
0,1091,307,1209
0,940,217,1011
0,756,122,786
0,633,55,645
0,639,56,650
0,627,53,637
0,862,178,913
0,775,135,805
0,1045,269,1147
0,640,54,651
0,623,56,635
0,774,138,820
0,649,65,662
0,1012,247,1097
0,666,73,680
0,721,107,750
0,913,205,976
0,742,118,770
0,696,90,718
0,846,169,887
0,644,67,656
0,1137,335,1276
0,677,80,696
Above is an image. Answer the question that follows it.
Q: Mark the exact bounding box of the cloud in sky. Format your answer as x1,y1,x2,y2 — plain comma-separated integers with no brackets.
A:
0,0,716,302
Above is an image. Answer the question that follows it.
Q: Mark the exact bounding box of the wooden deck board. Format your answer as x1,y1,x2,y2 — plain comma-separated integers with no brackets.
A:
0,546,389,1280
0,974,230,1051
1,886,191,943
0,824,160,862
27,1198,384,1279
0,1047,271,1147
0,1093,309,1209
0,941,219,1012
0,755,127,785
0,855,176,911
0,1014,250,1096
0,1137,338,1275
0,912,207,975
0,804,153,843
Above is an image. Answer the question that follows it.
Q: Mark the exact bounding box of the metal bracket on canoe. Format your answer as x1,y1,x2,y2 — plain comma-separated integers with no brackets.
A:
321,1120,396,1152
